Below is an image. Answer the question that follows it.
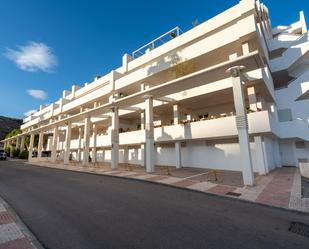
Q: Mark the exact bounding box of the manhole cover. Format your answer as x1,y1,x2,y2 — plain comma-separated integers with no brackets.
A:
289,222,309,237
225,192,241,197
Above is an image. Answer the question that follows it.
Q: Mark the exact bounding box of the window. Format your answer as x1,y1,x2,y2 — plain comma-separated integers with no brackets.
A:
295,141,306,149
298,158,308,163
278,109,293,122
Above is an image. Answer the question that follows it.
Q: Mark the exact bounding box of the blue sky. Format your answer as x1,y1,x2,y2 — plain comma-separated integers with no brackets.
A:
0,0,307,119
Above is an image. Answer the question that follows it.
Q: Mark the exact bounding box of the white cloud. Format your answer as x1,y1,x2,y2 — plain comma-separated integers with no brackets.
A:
27,89,47,100
23,109,36,117
5,42,58,72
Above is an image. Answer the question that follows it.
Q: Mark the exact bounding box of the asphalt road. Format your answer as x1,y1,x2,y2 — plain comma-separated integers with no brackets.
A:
0,160,308,249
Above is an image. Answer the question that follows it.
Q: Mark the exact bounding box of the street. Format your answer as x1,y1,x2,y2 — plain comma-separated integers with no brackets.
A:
0,160,308,249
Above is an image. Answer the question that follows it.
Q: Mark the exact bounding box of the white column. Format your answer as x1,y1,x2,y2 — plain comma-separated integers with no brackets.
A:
228,66,254,186
28,133,34,161
175,142,182,168
91,124,97,163
20,136,25,152
140,111,145,167
140,112,145,129
64,122,72,164
16,137,20,151
144,96,155,173
247,86,257,112
77,127,82,161
51,126,59,162
38,131,44,158
173,104,180,125
123,147,129,164
254,136,267,175
83,116,91,166
102,149,105,163
111,107,119,170
9,140,13,157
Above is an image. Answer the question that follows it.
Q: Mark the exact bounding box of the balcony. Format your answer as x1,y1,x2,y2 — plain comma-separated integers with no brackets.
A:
68,111,276,150
154,111,276,142
279,119,309,141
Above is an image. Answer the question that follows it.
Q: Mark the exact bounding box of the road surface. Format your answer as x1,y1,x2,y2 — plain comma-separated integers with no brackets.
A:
0,160,308,249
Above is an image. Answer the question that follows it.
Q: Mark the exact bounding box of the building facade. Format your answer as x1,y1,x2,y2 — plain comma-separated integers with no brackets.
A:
3,0,309,186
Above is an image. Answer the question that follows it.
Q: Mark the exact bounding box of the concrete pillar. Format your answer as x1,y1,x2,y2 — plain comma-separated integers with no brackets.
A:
20,136,25,152
9,141,13,157
254,136,267,175
140,144,145,167
140,112,145,130
227,66,254,186
124,147,129,164
83,116,91,166
16,137,20,151
28,133,34,161
144,96,155,173
64,122,72,164
173,104,180,125
111,107,119,170
77,127,82,161
247,86,257,112
102,149,105,163
140,111,146,167
175,141,182,168
51,126,59,162
38,131,44,158
91,124,97,163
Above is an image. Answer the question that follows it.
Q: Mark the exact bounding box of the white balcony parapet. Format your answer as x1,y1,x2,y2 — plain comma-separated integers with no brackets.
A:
279,119,309,141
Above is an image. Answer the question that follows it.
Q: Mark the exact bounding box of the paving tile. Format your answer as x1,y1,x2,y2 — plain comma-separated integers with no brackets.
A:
0,237,34,249
157,177,183,185
146,175,168,182
207,185,237,195
125,173,148,178
134,174,159,180
0,204,6,213
0,212,14,225
105,171,123,175
116,172,138,177
0,223,24,245
256,168,295,208
187,181,217,191
171,179,198,188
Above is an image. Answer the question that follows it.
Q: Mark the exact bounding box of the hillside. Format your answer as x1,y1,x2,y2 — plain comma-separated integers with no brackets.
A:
0,116,23,140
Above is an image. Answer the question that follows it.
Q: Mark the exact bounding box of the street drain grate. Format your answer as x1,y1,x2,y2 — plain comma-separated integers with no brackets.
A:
289,222,309,237
225,192,241,197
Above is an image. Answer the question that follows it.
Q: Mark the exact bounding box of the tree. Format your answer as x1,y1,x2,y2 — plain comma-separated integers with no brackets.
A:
5,129,21,139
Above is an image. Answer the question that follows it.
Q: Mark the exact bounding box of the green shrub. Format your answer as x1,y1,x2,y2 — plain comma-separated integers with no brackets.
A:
13,148,20,158
19,150,29,159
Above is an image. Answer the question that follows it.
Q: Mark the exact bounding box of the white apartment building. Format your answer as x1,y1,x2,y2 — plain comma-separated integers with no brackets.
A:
3,0,309,186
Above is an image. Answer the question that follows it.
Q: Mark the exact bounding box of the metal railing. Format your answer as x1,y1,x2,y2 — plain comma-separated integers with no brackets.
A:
132,26,182,59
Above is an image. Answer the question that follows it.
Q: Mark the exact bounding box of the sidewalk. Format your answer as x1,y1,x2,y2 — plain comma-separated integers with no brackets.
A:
0,197,42,249
27,160,309,213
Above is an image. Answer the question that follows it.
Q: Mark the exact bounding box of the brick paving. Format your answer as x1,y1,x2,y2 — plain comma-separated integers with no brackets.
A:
0,198,42,249
207,185,237,195
27,160,309,213
256,168,294,208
